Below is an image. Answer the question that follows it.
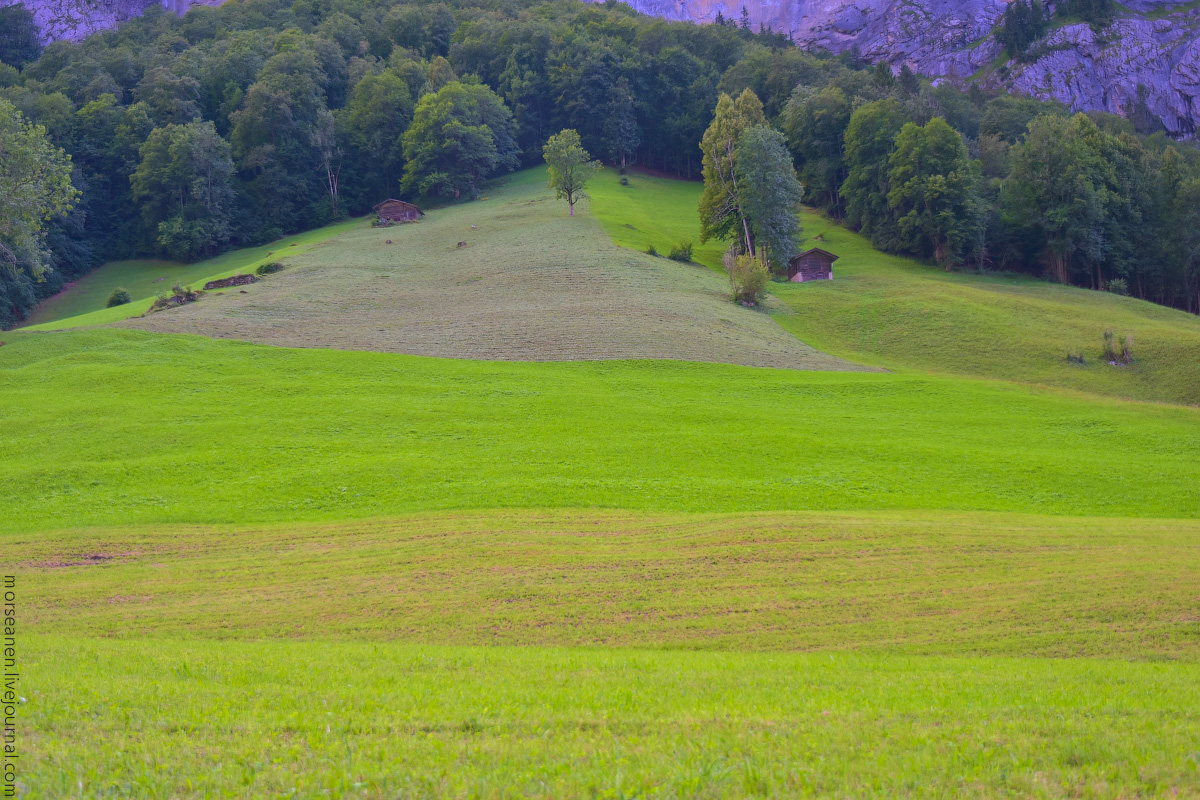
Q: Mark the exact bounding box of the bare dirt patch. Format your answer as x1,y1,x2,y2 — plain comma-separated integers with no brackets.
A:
36,553,116,568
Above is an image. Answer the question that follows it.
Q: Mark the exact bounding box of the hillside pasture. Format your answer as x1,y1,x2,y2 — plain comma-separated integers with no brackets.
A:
2,328,1199,537
112,170,855,371
19,218,363,330
15,509,1200,659
588,170,1200,405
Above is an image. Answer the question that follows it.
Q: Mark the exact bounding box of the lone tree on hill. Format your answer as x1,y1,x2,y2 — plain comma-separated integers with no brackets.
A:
543,129,600,216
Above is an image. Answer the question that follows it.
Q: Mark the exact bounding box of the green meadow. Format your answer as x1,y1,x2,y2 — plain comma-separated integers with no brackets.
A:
6,167,1200,797
590,169,1200,405
23,636,1200,798
3,328,1199,534
18,218,362,330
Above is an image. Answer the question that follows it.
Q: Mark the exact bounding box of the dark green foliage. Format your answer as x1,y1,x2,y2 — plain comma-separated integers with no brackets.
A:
131,120,235,261
997,0,1049,60
734,125,803,269
1057,0,1115,29
0,5,40,69
781,85,853,213
401,81,518,199
841,99,907,250
106,288,132,307
886,118,981,269
255,261,283,275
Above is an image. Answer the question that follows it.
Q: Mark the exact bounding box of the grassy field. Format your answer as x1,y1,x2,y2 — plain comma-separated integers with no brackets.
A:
8,169,1200,798
15,509,1200,658
104,169,851,370
22,636,1200,798
589,169,1200,405
3,328,1199,536
18,218,364,330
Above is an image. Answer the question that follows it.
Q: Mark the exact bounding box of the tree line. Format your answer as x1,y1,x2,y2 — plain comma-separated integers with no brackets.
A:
0,0,1198,328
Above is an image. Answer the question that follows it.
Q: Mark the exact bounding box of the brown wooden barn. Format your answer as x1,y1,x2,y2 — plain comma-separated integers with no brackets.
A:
374,199,424,224
787,248,838,282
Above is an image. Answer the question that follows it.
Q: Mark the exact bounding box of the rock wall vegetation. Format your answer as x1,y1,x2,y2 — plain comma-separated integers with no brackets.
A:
0,0,1198,328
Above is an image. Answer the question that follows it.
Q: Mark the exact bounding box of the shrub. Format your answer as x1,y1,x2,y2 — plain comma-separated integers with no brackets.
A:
1067,350,1086,365
667,241,694,262
256,261,284,275
619,176,629,186
105,288,131,308
645,244,658,256
1102,329,1133,365
1107,277,1129,295
725,249,769,306
171,282,191,298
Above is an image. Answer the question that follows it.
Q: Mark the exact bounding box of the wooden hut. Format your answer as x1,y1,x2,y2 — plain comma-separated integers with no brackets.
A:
787,248,838,282
373,199,424,224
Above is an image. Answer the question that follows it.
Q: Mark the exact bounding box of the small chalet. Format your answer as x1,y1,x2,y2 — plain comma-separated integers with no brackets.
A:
373,199,423,224
787,248,838,282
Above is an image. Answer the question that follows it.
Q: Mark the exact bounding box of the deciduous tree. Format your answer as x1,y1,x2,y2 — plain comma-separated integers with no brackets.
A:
698,88,765,255
543,129,600,216
401,81,519,199
0,99,77,278
887,117,981,269
734,125,802,270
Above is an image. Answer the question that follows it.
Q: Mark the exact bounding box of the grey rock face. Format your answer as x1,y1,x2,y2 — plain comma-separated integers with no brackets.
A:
597,0,1200,136
1,0,222,43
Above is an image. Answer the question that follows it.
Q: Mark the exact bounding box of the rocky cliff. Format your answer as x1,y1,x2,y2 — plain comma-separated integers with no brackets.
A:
609,0,1200,136
1,0,219,43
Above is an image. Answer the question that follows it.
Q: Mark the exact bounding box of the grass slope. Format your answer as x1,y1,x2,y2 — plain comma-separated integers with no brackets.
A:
114,169,853,371
23,636,1200,798
2,328,1199,536
589,170,1200,405
18,218,363,330
17,510,1200,659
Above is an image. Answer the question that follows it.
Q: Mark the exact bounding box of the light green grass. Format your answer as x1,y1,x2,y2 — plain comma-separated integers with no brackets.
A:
2,328,1199,536
589,171,1200,405
19,218,365,330
16,509,1200,658
20,636,1200,798
109,169,849,370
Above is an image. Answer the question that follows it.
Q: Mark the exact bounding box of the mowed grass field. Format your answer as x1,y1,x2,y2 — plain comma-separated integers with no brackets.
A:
589,169,1200,405
109,169,851,370
14,510,1200,796
7,169,1200,797
16,510,1200,657
19,218,363,330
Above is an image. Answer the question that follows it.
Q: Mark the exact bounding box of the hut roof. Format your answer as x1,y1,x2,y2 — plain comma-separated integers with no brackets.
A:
790,247,839,263
373,198,422,212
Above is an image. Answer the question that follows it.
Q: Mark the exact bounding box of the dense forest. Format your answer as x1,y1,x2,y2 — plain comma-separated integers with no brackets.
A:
1,0,1199,328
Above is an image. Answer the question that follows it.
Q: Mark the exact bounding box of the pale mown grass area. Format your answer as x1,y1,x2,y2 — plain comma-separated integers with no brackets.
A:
19,218,363,330
16,509,1200,658
117,169,859,370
